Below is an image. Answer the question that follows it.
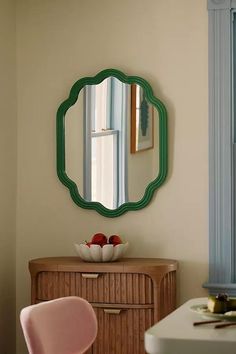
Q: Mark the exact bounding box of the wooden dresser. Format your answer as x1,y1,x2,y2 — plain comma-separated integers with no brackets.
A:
29,257,177,354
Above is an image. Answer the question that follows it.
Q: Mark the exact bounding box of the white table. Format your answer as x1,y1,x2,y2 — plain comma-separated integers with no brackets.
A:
145,297,236,354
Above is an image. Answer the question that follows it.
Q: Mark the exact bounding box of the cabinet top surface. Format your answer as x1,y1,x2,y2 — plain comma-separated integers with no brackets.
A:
29,257,177,275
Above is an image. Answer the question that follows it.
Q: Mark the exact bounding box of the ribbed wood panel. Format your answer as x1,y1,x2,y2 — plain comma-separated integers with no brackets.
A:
36,272,154,304
92,307,154,354
30,258,177,354
159,271,176,318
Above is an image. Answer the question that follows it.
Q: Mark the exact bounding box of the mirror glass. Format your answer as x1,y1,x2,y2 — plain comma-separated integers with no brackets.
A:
64,76,159,210
57,69,167,217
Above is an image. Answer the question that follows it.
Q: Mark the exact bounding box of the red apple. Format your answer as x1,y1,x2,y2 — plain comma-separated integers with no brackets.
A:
108,235,122,246
91,233,107,246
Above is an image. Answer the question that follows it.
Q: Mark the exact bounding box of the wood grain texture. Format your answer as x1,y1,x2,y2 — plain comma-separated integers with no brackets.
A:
92,307,154,354
159,270,176,319
29,257,177,353
36,271,155,304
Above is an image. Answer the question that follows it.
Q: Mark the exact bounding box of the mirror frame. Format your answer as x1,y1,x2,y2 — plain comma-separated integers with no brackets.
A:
56,68,168,217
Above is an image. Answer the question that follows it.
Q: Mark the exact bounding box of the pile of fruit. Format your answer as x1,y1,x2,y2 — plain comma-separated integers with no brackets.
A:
85,233,123,247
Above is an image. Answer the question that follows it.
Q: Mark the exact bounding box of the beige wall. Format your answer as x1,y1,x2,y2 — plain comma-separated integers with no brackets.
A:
16,0,208,353
0,0,16,353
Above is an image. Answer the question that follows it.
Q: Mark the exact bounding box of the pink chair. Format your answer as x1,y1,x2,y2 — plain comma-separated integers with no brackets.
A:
20,296,98,354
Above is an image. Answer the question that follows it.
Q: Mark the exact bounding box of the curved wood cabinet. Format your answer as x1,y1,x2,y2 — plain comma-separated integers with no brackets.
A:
29,257,177,354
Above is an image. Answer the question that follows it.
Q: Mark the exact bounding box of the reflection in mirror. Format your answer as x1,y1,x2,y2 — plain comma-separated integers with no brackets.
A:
65,77,159,210
57,69,167,217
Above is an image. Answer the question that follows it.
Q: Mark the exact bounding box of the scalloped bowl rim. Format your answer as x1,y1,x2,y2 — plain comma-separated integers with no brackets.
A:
74,242,129,262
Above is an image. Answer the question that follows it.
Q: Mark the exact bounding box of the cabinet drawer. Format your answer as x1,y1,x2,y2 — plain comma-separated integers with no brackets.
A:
36,271,154,304
92,306,154,354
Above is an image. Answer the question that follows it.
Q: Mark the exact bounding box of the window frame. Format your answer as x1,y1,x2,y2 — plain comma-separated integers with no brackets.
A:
83,77,128,209
204,0,236,295
91,130,118,209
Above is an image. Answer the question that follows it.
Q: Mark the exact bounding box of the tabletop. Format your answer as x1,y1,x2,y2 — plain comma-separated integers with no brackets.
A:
145,297,236,354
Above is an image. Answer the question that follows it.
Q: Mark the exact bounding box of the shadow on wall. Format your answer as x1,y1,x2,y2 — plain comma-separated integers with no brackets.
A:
177,260,208,305
0,273,16,354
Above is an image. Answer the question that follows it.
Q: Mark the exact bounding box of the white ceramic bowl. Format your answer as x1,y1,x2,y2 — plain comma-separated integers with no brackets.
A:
74,243,129,262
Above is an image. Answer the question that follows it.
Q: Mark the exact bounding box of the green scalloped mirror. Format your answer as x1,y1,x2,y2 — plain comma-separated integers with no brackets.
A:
56,69,168,217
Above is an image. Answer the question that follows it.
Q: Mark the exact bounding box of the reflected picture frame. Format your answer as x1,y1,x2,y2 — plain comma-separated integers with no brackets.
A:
131,84,154,153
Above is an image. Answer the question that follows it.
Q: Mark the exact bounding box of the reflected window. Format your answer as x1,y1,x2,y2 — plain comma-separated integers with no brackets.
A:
84,77,128,209
91,132,118,209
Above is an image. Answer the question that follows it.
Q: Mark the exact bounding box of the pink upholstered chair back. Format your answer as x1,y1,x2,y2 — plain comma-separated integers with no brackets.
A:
20,296,98,354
